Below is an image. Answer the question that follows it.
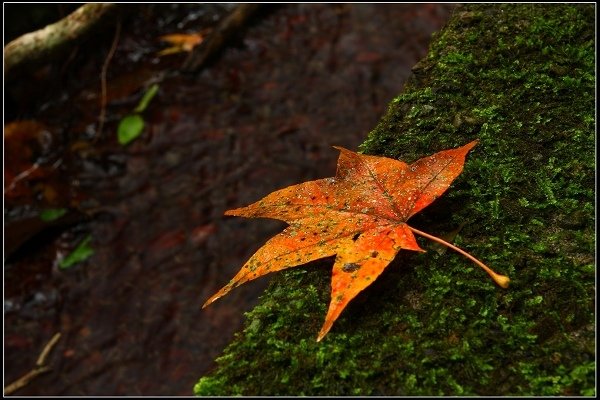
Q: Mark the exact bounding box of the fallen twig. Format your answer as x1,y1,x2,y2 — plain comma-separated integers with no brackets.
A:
4,333,62,395
4,4,118,77
97,19,122,139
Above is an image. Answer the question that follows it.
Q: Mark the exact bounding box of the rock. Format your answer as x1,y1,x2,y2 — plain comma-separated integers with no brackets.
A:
195,4,595,396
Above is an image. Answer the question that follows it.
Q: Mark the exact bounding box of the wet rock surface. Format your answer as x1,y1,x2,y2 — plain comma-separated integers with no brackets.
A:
4,4,454,395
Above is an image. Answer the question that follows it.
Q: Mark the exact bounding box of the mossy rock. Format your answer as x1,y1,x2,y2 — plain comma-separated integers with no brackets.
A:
195,4,595,396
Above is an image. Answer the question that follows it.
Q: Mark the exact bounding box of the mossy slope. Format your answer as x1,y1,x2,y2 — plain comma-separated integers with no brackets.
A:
195,4,595,396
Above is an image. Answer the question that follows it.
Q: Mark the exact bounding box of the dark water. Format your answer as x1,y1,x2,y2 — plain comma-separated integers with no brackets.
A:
4,4,454,395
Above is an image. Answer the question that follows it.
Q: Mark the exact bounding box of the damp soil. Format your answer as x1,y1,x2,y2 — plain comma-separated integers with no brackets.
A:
4,4,454,395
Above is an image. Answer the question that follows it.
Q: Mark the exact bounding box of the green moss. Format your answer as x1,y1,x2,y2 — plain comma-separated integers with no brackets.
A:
195,4,595,396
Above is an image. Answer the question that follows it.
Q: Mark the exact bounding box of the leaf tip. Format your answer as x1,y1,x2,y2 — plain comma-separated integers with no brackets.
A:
224,207,244,217
201,299,212,309
332,145,353,154
202,292,222,308
316,331,326,342
316,318,335,342
464,139,479,151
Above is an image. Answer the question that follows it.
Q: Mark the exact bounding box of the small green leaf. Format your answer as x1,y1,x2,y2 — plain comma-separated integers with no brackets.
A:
40,208,67,222
118,114,145,145
133,83,159,113
59,234,94,270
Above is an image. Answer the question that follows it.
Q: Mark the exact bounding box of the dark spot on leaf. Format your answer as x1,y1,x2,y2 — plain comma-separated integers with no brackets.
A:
342,263,360,273
352,233,361,241
371,251,378,257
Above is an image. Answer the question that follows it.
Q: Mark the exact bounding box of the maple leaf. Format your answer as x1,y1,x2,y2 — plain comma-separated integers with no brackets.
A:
203,140,509,341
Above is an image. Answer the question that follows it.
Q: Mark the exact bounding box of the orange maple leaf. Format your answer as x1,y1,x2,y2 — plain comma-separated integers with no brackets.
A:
203,140,509,341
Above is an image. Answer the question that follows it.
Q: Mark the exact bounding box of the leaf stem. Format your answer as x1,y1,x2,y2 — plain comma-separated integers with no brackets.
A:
408,226,510,288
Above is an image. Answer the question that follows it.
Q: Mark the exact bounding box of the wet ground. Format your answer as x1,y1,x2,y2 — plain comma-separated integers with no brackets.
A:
4,4,454,395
